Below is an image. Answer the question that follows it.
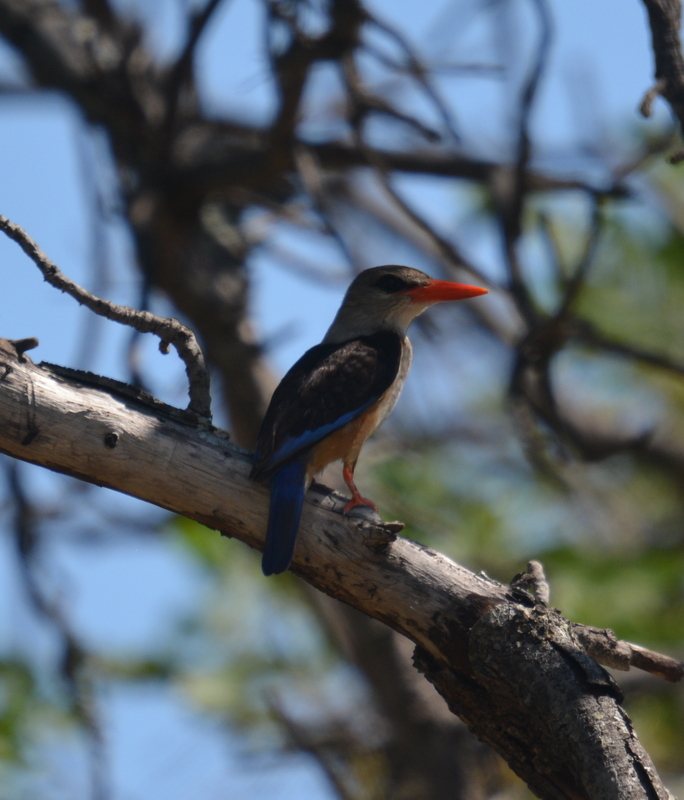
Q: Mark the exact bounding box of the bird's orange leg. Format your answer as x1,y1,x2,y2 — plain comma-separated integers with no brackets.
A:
342,463,378,514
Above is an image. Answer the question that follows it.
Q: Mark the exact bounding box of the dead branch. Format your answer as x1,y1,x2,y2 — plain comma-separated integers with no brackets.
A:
573,624,684,683
640,0,684,161
0,342,678,799
0,215,212,418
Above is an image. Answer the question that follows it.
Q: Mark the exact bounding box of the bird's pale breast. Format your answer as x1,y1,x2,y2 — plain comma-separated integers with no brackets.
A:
306,337,412,479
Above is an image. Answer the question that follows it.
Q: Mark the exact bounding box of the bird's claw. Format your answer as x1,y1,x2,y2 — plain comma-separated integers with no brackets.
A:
343,496,378,514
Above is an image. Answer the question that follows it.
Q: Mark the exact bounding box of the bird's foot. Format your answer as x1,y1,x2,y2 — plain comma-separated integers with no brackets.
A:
343,495,379,515
342,465,378,516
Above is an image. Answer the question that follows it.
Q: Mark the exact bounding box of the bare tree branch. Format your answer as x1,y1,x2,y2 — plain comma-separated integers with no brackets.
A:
364,10,462,141
0,345,677,799
573,624,684,683
164,0,226,130
0,215,212,418
496,0,553,323
640,0,684,161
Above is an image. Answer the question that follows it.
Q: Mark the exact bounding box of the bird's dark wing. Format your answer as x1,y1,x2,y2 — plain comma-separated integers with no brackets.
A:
251,331,402,480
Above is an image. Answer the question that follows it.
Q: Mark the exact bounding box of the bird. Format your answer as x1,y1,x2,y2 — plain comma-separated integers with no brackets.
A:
250,265,488,575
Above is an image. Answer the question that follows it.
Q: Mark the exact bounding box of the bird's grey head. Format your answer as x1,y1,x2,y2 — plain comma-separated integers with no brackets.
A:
324,265,489,342
323,266,433,341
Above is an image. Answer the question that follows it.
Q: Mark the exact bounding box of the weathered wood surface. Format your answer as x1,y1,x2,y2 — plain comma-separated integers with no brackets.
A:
0,340,675,800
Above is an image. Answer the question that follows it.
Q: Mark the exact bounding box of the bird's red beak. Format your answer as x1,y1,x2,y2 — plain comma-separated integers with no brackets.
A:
403,279,488,304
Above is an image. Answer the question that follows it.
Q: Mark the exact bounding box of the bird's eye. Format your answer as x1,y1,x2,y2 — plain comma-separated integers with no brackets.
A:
375,275,408,294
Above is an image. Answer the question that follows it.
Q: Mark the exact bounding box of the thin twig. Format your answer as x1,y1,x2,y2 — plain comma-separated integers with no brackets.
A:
365,46,503,77
640,0,684,161
266,692,359,800
294,147,369,275
497,0,553,324
575,321,684,379
266,0,364,148
165,0,226,128
126,277,153,392
0,215,212,418
640,77,667,117
351,87,443,142
512,562,683,682
365,11,461,141
555,193,603,317
341,54,487,284
572,622,684,683
537,211,568,284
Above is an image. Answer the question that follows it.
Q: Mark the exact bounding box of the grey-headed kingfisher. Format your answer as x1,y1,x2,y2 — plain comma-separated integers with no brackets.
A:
251,265,488,575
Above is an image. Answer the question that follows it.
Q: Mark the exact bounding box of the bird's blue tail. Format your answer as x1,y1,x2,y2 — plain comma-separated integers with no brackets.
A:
262,460,307,576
